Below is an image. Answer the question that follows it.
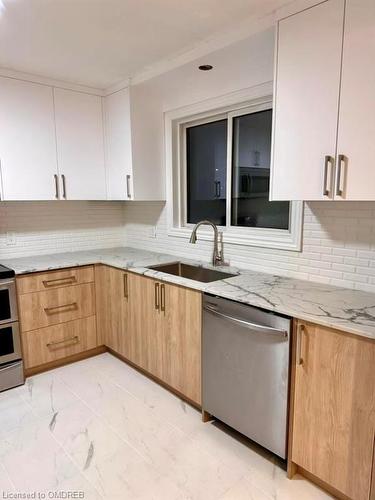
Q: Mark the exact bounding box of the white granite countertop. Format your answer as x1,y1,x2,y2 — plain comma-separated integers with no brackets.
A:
3,246,375,340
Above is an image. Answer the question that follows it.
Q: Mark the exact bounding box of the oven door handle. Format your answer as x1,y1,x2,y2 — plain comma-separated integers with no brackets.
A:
0,360,22,372
204,305,288,338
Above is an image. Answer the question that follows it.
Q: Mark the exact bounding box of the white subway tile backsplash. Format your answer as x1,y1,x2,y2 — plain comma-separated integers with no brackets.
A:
123,200,375,293
0,201,126,258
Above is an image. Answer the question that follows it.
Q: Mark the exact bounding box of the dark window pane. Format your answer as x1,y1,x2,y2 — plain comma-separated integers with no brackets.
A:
187,119,227,226
231,109,290,230
0,289,11,322
0,326,14,356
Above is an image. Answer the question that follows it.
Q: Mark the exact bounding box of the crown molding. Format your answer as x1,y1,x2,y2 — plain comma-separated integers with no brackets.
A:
0,67,105,96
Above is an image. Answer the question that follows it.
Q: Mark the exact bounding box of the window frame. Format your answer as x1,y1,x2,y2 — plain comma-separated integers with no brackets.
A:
165,83,303,251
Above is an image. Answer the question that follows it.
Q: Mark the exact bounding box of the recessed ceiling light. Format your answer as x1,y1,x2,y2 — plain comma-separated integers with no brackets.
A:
198,65,213,71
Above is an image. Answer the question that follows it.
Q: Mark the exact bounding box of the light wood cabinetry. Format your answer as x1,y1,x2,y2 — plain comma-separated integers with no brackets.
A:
0,76,58,201
290,320,375,500
54,88,106,200
17,266,94,294
95,266,202,404
22,316,97,369
17,266,97,370
271,0,375,201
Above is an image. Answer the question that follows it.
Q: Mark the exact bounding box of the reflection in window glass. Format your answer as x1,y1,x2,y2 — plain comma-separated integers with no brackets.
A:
186,120,227,225
231,109,290,229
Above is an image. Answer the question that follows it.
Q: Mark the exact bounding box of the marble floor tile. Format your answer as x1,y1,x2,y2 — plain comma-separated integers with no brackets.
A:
0,353,333,500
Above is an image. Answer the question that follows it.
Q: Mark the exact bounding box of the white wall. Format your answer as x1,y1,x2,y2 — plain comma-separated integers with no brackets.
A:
0,201,126,258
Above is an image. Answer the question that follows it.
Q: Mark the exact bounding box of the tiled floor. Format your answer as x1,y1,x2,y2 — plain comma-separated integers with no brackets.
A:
0,353,332,499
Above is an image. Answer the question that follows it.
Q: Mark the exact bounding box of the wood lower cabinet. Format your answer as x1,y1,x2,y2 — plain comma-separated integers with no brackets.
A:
95,266,202,405
17,266,98,371
22,316,97,369
162,283,202,404
291,320,375,500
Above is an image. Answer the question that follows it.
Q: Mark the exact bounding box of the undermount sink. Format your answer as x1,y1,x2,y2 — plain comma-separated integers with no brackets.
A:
148,262,237,283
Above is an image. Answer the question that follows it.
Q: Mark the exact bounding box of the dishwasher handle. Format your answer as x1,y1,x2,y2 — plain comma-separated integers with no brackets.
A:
204,304,288,338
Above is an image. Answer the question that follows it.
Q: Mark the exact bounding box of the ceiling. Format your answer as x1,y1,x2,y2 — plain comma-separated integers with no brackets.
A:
0,0,293,89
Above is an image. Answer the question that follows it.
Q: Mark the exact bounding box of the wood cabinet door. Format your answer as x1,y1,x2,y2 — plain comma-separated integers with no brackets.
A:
292,321,375,500
95,265,128,350
162,283,202,405
0,77,58,200
54,88,106,200
104,88,133,200
126,273,162,376
335,0,375,200
271,0,344,201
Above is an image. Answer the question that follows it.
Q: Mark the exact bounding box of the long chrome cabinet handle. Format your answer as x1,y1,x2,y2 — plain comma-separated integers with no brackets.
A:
323,155,334,197
155,282,160,311
42,276,76,288
54,174,59,199
126,175,131,199
61,174,67,199
296,323,305,366
123,273,128,299
336,154,346,197
47,335,79,348
160,284,166,314
204,305,288,337
44,302,77,313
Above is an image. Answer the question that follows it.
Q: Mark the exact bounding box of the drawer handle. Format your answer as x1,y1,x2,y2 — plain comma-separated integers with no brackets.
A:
46,335,79,348
44,302,78,314
42,276,77,288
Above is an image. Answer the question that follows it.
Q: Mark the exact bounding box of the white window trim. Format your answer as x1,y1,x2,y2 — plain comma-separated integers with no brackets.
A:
164,82,303,251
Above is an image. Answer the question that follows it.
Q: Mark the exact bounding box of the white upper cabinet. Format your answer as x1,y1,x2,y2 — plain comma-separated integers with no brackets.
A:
0,77,58,200
54,88,106,200
336,0,375,200
104,88,133,200
270,0,345,201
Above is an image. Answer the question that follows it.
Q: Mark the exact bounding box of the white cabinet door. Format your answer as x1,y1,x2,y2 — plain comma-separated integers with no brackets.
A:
336,0,375,200
104,88,133,200
0,77,58,200
54,88,106,200
271,0,345,201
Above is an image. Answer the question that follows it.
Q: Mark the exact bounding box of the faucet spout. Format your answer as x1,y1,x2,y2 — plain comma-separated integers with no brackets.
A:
189,220,224,266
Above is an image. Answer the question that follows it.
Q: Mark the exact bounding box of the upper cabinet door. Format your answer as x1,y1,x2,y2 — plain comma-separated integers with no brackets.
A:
270,0,345,201
104,88,133,200
54,89,106,200
0,77,58,200
336,0,375,200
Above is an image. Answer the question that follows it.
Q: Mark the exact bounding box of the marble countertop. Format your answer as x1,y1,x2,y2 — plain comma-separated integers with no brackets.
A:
3,246,375,340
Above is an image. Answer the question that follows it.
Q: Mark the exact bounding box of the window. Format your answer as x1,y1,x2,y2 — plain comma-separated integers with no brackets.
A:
166,87,303,251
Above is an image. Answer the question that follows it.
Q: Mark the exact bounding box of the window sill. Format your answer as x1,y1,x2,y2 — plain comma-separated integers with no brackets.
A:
168,219,303,252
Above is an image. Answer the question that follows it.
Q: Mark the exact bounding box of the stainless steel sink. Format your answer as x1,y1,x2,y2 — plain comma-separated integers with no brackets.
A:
148,262,237,283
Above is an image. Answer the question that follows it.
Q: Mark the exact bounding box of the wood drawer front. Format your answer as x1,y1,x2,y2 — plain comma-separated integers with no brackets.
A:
17,266,94,294
22,316,97,369
19,283,95,332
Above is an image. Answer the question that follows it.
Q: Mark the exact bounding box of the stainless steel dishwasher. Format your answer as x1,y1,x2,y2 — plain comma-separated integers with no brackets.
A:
202,293,291,459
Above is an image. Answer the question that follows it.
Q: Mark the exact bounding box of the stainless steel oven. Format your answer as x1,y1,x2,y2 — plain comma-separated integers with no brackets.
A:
0,265,24,392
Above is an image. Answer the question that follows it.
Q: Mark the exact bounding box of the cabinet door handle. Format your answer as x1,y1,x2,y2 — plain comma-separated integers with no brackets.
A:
296,323,305,366
42,276,76,288
47,335,79,348
123,273,128,299
336,154,346,197
54,174,60,199
61,174,67,199
323,155,334,197
126,175,131,199
160,284,165,315
155,283,160,311
44,302,77,314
